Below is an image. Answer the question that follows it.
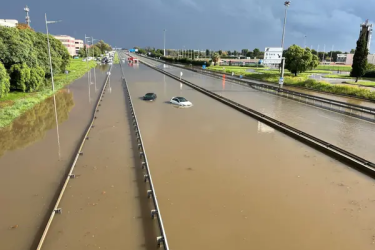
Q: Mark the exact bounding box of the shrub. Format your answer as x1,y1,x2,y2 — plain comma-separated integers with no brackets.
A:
28,66,45,92
9,63,31,92
0,61,10,97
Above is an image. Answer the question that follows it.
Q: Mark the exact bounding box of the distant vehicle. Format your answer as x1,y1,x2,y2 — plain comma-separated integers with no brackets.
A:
143,93,157,101
170,97,192,106
73,56,79,59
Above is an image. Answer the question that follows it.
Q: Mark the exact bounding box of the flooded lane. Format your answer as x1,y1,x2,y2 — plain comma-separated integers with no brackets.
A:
141,58,375,163
42,65,156,250
0,66,108,250
123,61,375,250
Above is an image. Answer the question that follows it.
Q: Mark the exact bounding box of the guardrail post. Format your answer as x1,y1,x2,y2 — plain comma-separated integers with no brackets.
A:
147,190,153,198
156,236,164,248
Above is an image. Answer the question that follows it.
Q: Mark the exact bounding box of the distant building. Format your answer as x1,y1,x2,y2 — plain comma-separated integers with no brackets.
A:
75,39,84,55
54,35,76,56
0,19,18,27
335,53,375,65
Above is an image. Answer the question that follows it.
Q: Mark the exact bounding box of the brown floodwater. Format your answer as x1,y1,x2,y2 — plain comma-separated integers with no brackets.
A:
0,66,108,250
42,65,157,250
141,58,375,163
122,59,375,250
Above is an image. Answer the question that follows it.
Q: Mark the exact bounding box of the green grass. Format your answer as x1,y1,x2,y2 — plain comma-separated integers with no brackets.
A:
315,65,352,72
207,66,375,101
345,81,375,87
0,59,96,128
114,52,120,64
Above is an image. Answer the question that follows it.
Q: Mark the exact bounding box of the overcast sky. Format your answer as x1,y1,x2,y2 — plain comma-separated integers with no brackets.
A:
1,0,374,53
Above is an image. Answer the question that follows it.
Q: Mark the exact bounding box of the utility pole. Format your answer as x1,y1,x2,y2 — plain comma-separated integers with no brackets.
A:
163,29,166,56
280,1,291,88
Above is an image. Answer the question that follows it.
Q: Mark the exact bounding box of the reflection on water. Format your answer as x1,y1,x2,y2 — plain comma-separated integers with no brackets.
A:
257,122,274,133
0,89,74,158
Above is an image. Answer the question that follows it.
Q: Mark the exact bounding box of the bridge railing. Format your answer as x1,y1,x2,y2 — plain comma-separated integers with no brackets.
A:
119,55,170,250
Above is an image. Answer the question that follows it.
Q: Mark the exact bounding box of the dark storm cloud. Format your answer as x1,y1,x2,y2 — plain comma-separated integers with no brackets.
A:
1,0,373,52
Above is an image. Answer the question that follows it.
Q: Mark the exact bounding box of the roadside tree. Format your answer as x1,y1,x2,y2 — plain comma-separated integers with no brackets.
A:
211,52,220,66
351,29,369,82
284,45,319,76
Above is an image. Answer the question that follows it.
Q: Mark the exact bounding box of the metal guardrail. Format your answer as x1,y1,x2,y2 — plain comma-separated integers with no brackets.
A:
140,59,375,178
36,65,113,250
119,57,170,250
140,56,375,122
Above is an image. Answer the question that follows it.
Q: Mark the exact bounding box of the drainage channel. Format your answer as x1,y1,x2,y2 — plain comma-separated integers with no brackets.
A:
119,60,170,250
140,55,375,122
35,65,112,250
140,59,375,178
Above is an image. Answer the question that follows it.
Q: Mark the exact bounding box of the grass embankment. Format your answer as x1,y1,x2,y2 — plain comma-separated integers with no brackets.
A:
207,66,375,101
0,59,96,128
315,65,352,72
114,52,120,64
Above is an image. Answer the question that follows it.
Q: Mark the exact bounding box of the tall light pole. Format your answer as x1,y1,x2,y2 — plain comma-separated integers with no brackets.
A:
163,29,166,56
330,45,334,62
304,35,307,48
45,13,62,159
280,1,291,87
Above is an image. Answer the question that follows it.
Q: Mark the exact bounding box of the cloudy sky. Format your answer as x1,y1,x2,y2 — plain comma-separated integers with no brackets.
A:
1,0,374,53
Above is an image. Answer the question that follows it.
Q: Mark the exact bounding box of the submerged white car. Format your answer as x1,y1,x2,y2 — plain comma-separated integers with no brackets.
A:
170,97,192,106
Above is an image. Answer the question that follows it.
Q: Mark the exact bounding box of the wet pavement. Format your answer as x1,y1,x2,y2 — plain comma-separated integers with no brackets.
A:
0,66,109,250
120,58,375,250
42,65,156,250
141,57,375,163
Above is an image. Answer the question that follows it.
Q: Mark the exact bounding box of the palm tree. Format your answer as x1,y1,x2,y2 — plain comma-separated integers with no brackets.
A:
211,52,220,66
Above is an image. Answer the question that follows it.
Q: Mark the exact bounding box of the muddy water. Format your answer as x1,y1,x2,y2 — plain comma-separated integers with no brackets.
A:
143,56,375,108
144,61,375,163
122,61,375,250
0,66,108,250
42,65,156,250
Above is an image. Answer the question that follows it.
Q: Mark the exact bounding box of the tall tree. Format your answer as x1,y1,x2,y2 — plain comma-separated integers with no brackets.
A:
351,30,369,82
350,49,356,54
284,45,319,76
241,49,249,56
253,48,260,58
206,49,210,57
218,50,222,56
211,52,220,66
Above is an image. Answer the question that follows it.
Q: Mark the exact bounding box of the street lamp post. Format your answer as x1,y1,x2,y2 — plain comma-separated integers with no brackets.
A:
304,35,307,48
92,37,98,92
280,1,291,88
45,13,62,159
163,29,166,56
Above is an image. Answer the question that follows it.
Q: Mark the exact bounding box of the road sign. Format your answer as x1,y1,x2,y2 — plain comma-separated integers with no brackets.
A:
279,77,284,85
202,65,206,69
263,47,283,64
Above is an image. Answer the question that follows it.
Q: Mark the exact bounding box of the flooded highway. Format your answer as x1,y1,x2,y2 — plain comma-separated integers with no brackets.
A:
141,57,375,163
0,66,109,250
122,58,375,250
42,65,156,250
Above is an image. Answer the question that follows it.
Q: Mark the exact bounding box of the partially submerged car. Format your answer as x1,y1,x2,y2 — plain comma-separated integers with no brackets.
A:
143,93,157,101
170,97,192,106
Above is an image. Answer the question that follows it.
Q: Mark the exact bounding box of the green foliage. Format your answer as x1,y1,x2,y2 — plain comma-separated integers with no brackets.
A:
9,63,31,92
0,61,10,97
0,59,96,128
96,40,112,54
211,52,220,66
28,66,45,92
284,45,319,76
137,48,146,54
351,29,369,81
113,52,120,64
161,57,212,67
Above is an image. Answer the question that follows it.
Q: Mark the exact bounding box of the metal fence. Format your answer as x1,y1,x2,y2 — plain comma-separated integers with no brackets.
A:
119,56,170,250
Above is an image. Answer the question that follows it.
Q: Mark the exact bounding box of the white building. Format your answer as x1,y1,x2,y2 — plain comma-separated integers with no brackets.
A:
0,19,18,28
54,35,76,56
75,39,84,55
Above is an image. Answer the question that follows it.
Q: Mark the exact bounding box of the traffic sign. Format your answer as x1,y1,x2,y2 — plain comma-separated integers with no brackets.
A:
279,77,284,85
263,47,283,64
202,65,206,69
